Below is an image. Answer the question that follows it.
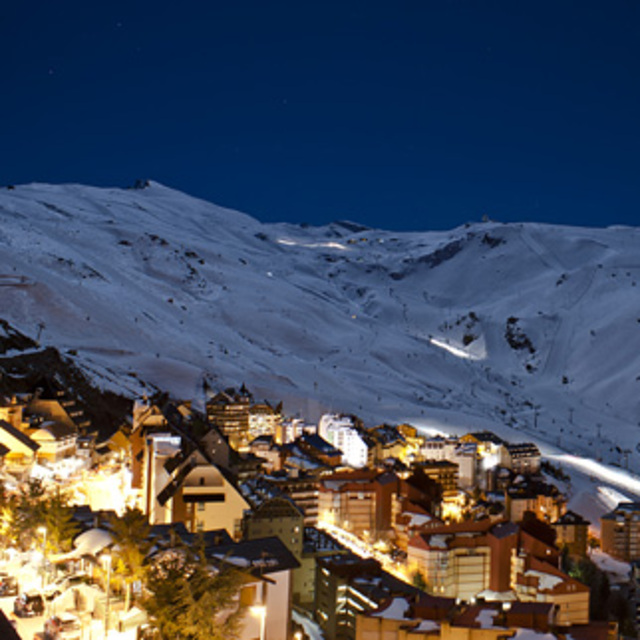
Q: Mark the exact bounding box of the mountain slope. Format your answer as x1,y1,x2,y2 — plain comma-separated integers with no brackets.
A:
1,182,639,469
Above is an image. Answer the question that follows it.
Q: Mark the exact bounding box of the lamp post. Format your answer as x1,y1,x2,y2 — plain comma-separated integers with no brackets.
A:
37,526,47,589
250,604,266,640
101,553,112,639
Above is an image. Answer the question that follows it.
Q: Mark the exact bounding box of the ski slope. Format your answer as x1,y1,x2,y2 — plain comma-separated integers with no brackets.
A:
1,181,640,473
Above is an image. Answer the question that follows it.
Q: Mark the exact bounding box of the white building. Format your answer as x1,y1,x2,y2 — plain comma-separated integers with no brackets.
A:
420,436,458,461
318,414,369,468
451,443,477,490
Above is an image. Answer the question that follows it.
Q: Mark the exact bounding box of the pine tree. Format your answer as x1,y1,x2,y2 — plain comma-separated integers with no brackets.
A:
14,478,46,549
143,540,247,640
43,489,79,553
109,507,152,611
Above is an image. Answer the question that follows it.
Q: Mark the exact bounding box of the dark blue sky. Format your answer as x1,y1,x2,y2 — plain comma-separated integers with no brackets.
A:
1,1,639,231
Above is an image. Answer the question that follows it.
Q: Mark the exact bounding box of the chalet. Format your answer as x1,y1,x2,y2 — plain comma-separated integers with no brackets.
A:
142,431,249,539
0,395,29,429
27,420,77,462
0,419,39,466
27,376,92,432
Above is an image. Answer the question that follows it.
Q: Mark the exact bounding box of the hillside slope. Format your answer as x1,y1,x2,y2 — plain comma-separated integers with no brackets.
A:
1,182,639,469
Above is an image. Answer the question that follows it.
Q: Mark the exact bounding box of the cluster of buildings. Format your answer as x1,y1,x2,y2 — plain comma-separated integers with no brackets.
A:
0,381,94,472
0,382,622,640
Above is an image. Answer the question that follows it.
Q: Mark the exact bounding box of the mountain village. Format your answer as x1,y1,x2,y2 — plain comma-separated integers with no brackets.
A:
0,377,637,640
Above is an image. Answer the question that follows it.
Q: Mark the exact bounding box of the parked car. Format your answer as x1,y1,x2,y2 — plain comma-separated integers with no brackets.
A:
0,571,18,596
13,591,44,617
44,612,82,640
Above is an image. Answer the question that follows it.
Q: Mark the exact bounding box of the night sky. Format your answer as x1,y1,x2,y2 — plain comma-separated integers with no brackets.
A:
1,1,639,231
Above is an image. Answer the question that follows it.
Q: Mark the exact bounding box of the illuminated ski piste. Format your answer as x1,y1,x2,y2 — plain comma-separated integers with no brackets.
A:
546,453,640,497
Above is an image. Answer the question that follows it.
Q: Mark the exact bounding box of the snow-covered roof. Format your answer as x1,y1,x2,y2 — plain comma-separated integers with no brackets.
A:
475,609,502,629
523,569,563,591
371,597,410,620
69,528,113,558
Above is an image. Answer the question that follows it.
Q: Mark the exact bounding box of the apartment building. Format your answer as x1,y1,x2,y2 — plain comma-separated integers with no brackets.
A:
318,469,398,540
601,502,640,561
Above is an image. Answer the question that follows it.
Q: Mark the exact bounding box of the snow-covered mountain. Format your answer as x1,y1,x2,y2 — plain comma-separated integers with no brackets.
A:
1,181,639,471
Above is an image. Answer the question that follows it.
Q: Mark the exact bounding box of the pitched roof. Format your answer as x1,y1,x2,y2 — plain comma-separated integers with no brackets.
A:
299,433,341,456
0,609,22,640
552,510,590,526
468,431,505,445
248,496,303,520
207,536,300,575
31,420,76,439
490,521,519,539
0,419,40,452
506,442,540,456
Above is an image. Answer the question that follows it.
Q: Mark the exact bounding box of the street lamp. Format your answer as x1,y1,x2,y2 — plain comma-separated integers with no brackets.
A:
101,553,112,639
250,604,266,640
37,526,47,589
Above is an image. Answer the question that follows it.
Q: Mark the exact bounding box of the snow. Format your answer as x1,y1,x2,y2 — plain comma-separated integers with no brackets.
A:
414,619,440,632
211,553,251,568
523,570,563,591
52,528,113,562
407,512,435,527
292,609,326,640
512,629,557,640
429,535,448,549
476,589,517,601
429,337,484,361
475,609,501,628
590,549,631,584
2,182,640,481
371,597,410,620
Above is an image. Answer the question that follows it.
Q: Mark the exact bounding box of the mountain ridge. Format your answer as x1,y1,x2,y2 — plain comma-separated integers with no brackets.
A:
1,181,639,470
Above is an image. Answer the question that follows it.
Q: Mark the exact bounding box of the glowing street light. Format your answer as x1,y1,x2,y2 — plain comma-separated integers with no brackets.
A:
101,553,112,638
250,604,266,640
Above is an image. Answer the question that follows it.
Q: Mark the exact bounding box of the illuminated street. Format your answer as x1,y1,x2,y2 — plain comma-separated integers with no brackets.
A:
317,521,410,584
